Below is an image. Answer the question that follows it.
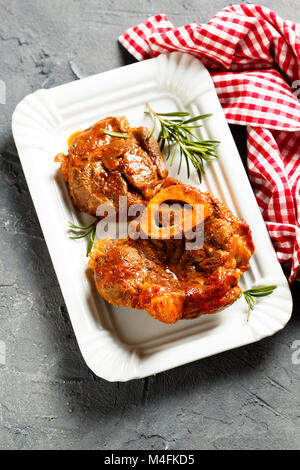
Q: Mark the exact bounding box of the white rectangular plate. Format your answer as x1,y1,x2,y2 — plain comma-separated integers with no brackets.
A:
12,52,293,382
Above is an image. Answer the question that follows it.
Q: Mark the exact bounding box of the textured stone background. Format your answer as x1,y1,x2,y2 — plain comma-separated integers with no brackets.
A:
0,0,299,450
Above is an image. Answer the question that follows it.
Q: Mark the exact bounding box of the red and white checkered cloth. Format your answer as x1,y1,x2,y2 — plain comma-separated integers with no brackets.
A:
119,4,300,283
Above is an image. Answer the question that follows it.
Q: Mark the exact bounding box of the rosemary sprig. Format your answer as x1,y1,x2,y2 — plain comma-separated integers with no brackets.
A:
145,104,219,182
68,221,97,256
100,129,129,139
240,285,277,321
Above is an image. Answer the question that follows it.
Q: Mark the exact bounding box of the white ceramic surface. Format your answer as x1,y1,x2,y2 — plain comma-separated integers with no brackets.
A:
12,52,293,382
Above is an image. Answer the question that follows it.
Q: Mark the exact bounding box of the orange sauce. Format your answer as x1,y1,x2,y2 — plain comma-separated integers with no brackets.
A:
67,130,83,147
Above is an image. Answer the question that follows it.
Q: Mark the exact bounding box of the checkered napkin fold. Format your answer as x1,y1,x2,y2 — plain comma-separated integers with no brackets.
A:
119,3,300,283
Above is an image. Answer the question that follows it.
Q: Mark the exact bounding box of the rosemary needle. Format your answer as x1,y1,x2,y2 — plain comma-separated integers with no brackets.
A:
145,104,219,183
100,129,129,139
68,221,97,256
240,285,277,321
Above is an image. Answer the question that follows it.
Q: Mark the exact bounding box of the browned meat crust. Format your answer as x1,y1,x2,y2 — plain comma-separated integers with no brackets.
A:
89,188,255,324
55,116,168,215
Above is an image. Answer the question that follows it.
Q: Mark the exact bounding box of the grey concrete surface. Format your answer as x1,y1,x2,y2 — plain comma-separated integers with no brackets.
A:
0,0,300,451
